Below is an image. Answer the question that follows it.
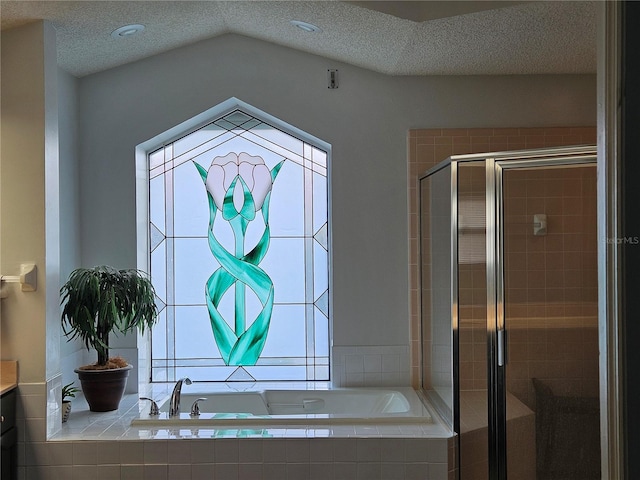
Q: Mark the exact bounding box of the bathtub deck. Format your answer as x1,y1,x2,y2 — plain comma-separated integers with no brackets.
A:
51,384,451,441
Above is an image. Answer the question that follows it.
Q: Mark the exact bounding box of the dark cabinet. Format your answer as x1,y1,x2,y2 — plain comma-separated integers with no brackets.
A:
1,389,17,480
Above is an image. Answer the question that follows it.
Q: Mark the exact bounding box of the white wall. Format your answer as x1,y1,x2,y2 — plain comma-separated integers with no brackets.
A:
1,20,64,438
57,67,90,385
77,33,596,355
1,21,60,384
58,68,81,284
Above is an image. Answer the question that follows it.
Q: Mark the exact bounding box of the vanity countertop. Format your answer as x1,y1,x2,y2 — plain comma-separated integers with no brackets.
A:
0,360,18,395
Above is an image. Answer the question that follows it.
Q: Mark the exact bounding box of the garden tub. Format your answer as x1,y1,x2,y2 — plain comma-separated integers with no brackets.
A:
131,387,433,427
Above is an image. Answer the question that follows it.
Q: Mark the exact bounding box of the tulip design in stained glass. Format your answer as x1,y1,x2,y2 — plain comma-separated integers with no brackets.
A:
148,106,329,382
195,152,283,366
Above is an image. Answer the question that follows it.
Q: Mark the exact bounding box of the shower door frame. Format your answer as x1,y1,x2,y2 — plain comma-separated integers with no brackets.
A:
418,160,459,432
419,145,598,480
487,147,598,480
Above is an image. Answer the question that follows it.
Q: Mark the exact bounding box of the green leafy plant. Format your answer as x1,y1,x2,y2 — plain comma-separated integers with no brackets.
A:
62,382,80,402
60,266,158,368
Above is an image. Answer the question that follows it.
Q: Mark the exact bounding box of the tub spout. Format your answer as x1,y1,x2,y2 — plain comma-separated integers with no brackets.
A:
169,377,192,417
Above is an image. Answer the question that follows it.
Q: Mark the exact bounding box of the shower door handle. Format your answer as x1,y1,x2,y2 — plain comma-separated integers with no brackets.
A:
497,329,506,366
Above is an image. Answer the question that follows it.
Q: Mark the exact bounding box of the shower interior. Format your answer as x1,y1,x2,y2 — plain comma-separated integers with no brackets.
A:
419,146,600,480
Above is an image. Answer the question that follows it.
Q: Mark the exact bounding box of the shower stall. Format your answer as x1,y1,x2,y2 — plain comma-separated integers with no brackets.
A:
419,146,600,480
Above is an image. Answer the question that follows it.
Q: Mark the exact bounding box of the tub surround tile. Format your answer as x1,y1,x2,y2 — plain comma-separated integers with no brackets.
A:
262,438,287,463
332,438,357,462
35,464,73,479
286,462,310,480
167,464,191,479
356,438,381,461
344,373,364,386
24,440,49,466
190,440,216,464
167,439,195,464
143,439,168,464
345,355,364,374
46,375,62,438
309,438,334,462
72,464,97,480
310,462,335,480
285,438,310,462
96,441,120,465
48,441,73,465
120,464,144,480
405,462,431,480
381,354,400,373
363,355,382,373
143,464,168,480
263,462,287,479
240,462,263,478
239,438,263,462
96,464,121,480
20,436,454,480
364,372,382,384
16,383,46,420
24,417,47,443
191,463,215,480
119,440,144,464
214,438,239,462
333,346,410,387
215,463,239,478
334,462,358,479
72,441,97,465
382,462,406,478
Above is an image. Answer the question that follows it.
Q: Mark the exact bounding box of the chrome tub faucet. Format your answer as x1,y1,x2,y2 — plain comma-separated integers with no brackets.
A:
169,377,192,417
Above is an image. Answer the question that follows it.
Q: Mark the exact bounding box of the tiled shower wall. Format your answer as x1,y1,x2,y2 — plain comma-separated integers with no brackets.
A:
457,164,489,392
455,162,599,408
502,165,599,407
408,127,598,387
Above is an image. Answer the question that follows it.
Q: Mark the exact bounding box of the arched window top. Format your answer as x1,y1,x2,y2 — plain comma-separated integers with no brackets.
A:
138,97,330,156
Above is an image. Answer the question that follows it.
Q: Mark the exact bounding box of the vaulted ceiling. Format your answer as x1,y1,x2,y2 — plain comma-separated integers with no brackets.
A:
0,1,597,78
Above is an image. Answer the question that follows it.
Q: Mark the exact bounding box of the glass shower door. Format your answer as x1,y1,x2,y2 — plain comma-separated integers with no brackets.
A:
457,161,490,480
419,163,455,428
420,146,599,480
499,163,600,480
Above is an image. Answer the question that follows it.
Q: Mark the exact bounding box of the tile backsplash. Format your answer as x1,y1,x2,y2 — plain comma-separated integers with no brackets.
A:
332,346,410,387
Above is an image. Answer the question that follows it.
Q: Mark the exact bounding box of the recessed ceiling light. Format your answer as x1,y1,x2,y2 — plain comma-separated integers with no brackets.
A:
290,20,321,33
111,24,145,38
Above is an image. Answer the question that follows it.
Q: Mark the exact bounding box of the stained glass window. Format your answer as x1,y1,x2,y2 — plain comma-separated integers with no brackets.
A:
148,106,330,382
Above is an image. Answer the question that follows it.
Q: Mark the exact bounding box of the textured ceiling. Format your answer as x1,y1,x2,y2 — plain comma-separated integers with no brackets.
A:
0,1,597,78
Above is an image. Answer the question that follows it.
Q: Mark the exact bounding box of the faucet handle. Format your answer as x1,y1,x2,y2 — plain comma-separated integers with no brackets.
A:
190,398,208,417
140,397,160,416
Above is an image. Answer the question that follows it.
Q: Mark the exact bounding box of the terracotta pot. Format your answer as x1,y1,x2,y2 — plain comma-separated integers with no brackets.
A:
74,364,133,412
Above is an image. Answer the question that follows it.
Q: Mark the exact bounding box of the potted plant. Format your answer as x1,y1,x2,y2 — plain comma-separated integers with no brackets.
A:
61,382,80,422
60,265,158,412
